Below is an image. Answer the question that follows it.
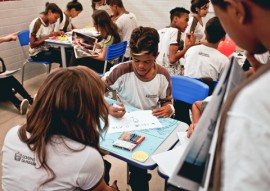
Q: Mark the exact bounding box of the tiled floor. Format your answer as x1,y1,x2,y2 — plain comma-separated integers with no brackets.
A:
0,70,166,191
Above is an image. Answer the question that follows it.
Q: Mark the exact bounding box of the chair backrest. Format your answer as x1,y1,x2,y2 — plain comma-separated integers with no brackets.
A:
18,29,30,47
0,57,6,74
103,41,128,74
171,75,209,104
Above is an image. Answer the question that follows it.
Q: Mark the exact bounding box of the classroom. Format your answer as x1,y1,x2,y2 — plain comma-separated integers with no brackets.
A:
1,0,270,191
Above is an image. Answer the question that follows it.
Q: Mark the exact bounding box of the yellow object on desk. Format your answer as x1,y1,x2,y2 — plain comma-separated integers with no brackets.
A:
132,151,149,162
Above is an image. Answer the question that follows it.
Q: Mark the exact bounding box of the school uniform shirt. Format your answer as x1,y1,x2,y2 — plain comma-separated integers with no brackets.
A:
103,61,172,110
184,16,205,42
222,69,270,191
115,12,138,58
2,125,104,191
184,44,229,80
29,17,54,57
156,27,179,68
54,12,72,32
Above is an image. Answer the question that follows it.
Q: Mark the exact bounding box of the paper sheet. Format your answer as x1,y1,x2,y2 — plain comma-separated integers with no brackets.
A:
151,132,190,177
0,69,21,78
152,144,188,177
107,110,162,134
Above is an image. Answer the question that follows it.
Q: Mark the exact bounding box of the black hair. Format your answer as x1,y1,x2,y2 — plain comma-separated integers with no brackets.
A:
109,0,124,8
170,7,190,22
42,2,63,22
205,16,226,43
67,0,83,11
130,26,159,57
191,0,210,13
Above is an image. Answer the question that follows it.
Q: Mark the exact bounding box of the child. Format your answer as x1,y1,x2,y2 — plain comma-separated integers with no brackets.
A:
2,66,119,190
54,0,83,32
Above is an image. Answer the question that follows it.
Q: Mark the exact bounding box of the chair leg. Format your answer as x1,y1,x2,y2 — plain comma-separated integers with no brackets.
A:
127,164,130,185
21,61,27,86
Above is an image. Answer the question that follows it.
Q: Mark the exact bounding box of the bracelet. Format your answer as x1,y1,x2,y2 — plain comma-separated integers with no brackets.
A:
167,104,175,117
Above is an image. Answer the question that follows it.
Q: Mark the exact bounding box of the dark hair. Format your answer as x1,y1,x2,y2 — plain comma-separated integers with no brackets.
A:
130,26,160,57
92,10,120,43
19,66,109,186
170,7,190,22
92,0,108,10
42,2,63,22
205,16,226,43
191,0,210,13
211,0,270,10
67,0,83,11
109,0,124,8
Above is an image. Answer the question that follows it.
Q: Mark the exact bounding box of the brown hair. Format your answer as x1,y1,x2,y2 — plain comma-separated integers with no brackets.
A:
19,66,109,185
41,2,63,22
130,26,160,57
191,0,210,13
92,9,120,43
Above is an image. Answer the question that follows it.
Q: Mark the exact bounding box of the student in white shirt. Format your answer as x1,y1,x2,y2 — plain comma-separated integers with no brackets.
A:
2,66,119,191
109,0,138,60
156,7,196,74
184,16,229,81
54,0,83,32
29,3,63,64
184,0,210,43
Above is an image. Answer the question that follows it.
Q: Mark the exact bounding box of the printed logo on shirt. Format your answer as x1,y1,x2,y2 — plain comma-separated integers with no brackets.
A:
145,94,158,99
14,152,36,166
198,51,210,58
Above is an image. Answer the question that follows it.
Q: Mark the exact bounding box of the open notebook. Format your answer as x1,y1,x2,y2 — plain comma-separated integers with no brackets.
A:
72,31,100,58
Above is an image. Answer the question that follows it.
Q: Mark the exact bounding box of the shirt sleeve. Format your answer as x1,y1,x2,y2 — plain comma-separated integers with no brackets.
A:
76,148,104,190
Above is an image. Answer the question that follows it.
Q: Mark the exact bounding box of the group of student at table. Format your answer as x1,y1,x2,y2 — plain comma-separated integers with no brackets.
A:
2,0,270,190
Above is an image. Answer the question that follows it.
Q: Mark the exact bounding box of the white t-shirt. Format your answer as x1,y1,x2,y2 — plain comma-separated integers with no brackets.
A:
115,12,138,58
184,16,205,42
29,17,54,56
156,27,179,68
2,126,104,191
184,44,229,80
104,61,172,110
222,70,270,191
54,13,72,32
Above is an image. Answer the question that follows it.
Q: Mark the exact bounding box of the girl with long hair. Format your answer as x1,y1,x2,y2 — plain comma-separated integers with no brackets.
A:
2,66,119,191
71,10,121,73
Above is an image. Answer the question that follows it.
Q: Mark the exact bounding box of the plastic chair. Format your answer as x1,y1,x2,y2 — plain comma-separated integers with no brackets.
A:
18,29,51,85
171,75,209,125
102,41,127,75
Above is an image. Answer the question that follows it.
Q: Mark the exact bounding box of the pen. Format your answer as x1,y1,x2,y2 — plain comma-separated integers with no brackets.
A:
116,93,123,104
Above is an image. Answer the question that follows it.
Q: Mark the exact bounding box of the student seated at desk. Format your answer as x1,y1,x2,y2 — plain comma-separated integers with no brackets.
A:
103,26,175,191
54,0,83,32
29,2,63,65
2,66,119,191
71,10,121,73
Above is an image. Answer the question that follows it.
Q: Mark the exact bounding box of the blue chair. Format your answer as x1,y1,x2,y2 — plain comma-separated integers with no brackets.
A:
18,29,52,85
171,75,209,124
102,41,127,75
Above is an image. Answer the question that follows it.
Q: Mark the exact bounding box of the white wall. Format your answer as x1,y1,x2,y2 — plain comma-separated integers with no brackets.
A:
0,0,215,80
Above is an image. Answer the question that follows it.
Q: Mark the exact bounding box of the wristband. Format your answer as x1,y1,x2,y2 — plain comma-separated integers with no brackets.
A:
167,104,175,117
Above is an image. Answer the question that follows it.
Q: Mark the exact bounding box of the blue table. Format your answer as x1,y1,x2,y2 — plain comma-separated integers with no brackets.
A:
100,98,188,170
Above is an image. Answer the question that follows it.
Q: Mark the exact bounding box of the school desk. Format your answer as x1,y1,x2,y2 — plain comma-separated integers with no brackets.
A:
45,38,72,68
100,98,188,170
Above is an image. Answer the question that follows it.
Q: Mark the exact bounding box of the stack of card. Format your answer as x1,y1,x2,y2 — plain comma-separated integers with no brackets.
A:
113,132,145,151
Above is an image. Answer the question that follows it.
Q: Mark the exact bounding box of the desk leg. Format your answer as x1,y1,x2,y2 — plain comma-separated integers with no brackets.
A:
60,46,67,68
